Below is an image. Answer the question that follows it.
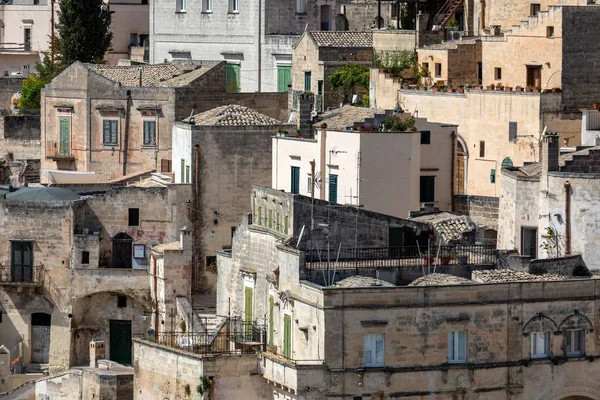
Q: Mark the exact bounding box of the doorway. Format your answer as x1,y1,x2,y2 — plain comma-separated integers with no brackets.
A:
320,5,331,30
456,139,467,195
109,320,132,365
521,227,538,258
31,313,51,364
112,233,133,268
527,65,542,88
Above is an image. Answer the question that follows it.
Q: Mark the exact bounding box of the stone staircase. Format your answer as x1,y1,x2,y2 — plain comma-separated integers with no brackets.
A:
503,6,561,36
24,363,49,375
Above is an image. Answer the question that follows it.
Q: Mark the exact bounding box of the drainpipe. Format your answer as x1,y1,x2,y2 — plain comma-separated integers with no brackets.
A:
194,145,201,291
451,131,456,211
153,257,159,334
257,0,262,91
319,125,327,200
122,90,132,176
564,181,571,256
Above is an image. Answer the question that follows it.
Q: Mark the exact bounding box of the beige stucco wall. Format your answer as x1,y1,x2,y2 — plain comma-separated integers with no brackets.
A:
373,30,417,52
106,1,149,65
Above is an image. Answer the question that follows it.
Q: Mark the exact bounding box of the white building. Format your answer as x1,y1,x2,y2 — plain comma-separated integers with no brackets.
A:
272,106,457,219
150,0,340,93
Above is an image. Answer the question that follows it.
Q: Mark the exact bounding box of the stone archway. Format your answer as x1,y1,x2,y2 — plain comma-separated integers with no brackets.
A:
456,136,468,195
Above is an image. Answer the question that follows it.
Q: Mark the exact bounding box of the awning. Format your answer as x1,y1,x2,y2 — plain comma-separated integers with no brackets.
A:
44,170,103,184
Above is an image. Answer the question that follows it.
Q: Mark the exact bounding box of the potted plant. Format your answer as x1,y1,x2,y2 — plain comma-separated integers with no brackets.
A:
504,86,513,92
525,85,533,92
457,87,465,94
552,87,562,93
474,84,483,90
515,86,523,92
532,86,540,93
447,85,454,93
593,98,600,110
487,83,495,90
495,83,504,91
276,129,288,137
432,84,440,92
447,18,459,31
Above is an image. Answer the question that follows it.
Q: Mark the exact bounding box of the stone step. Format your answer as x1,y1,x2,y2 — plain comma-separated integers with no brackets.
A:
24,363,49,375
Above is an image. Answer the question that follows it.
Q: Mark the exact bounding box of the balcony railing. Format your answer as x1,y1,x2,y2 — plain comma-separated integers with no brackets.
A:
46,141,74,161
155,318,266,356
305,245,497,270
0,264,44,286
0,42,34,53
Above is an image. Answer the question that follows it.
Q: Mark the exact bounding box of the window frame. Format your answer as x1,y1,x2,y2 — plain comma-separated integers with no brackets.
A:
102,119,119,146
479,140,485,158
364,334,385,367
229,0,239,13
448,330,467,364
419,175,435,203
203,0,212,12
296,0,306,13
530,331,550,359
434,63,442,78
143,120,157,146
420,130,431,145
176,0,186,12
565,329,585,357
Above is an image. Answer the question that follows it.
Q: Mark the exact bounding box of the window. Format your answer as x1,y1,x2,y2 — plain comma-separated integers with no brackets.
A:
296,0,306,13
177,0,186,12
128,208,140,226
502,157,514,168
530,3,540,16
565,329,585,356
490,169,496,183
509,121,517,142
448,330,467,363
547,26,554,38
134,244,145,259
206,256,217,270
226,63,240,93
186,166,190,184
117,296,127,308
329,174,338,203
24,28,31,52
434,63,442,78
58,117,71,156
180,159,185,183
284,216,289,235
291,166,300,194
422,62,429,73
103,120,119,145
420,176,435,202
527,65,542,88
521,227,537,258
229,0,239,12
277,66,291,93
420,130,431,145
141,0,148,4
143,120,156,146
479,141,485,158
244,286,253,339
307,175,312,193
203,0,212,12
530,331,550,358
276,212,280,231
494,67,502,80
269,295,274,345
258,207,263,225
11,241,33,283
364,334,384,367
82,251,90,265
283,314,292,359
268,210,273,229
304,71,311,92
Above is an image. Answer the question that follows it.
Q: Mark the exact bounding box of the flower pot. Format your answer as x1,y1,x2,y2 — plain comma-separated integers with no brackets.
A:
504,87,513,92
495,86,503,91
457,88,465,93
514,87,523,92
525,88,533,92
532,88,540,93
486,86,494,90
474,85,483,89
447,88,454,93
432,87,440,92
423,256,434,265
593,103,600,110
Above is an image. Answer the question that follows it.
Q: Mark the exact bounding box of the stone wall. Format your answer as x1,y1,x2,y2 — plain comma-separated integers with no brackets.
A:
454,194,499,228
133,339,269,400
373,30,418,52
0,78,23,110
0,115,41,160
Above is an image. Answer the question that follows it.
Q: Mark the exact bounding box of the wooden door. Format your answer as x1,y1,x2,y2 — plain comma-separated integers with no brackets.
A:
244,287,253,340
31,313,51,364
112,233,132,268
283,314,292,359
109,320,132,365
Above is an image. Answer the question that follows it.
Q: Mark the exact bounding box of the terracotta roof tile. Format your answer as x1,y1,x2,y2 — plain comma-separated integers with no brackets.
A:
188,105,281,126
309,31,373,47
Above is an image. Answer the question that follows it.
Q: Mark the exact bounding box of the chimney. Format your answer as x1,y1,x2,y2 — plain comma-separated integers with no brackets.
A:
297,92,314,138
541,131,559,173
179,226,193,251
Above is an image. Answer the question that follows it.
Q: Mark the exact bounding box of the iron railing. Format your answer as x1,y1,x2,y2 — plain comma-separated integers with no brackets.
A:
305,245,496,270
0,265,44,286
46,141,74,160
155,319,266,356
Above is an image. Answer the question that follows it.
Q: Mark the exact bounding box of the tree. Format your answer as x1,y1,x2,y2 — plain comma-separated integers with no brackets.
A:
327,64,370,105
56,0,113,68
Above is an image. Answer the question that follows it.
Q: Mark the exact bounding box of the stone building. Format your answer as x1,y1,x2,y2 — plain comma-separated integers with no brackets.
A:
498,128,600,270
171,105,294,293
272,106,456,218
149,0,341,93
0,181,191,378
0,112,41,187
105,0,150,65
292,31,373,111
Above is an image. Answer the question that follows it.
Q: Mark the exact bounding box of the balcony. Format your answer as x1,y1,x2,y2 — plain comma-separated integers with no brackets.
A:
262,352,325,394
0,264,44,287
0,42,36,55
46,141,74,161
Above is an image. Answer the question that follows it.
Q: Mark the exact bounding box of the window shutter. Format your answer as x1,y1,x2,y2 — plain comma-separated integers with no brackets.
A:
364,335,373,366
143,121,149,144
509,121,517,141
448,331,454,360
110,120,118,144
458,331,466,360
291,167,300,194
269,295,274,345
375,335,384,365
304,71,311,92
284,216,289,234
103,120,110,144
329,174,338,203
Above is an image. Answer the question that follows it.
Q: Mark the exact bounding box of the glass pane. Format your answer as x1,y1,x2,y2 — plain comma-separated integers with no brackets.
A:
375,335,384,365
12,244,22,266
22,245,31,266
448,332,454,360
364,336,372,365
458,331,466,360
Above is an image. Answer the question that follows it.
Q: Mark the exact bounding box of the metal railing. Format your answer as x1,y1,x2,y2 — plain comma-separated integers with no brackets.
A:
305,245,496,270
155,318,266,356
46,141,73,159
0,264,44,286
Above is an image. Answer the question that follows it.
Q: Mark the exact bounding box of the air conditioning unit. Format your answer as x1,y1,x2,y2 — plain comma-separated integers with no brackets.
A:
447,31,465,41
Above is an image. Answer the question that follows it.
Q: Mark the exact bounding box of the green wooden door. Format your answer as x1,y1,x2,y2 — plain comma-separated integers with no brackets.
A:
244,287,253,339
109,320,132,365
329,174,338,203
277,66,291,92
226,64,241,93
283,314,292,359
58,117,71,156
269,295,274,345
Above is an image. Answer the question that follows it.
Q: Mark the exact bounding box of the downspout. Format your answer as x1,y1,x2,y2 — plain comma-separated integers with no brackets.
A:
153,257,159,334
319,126,327,200
451,132,456,211
257,0,262,91
122,90,132,176
194,144,201,292
564,181,571,256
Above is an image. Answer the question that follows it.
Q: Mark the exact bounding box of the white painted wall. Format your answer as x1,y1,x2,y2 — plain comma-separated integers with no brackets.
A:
171,123,192,184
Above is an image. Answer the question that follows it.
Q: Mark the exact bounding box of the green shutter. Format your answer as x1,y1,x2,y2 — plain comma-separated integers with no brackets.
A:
59,117,71,156
283,314,292,359
276,212,280,231
226,64,240,93
103,120,111,144
304,71,311,92
329,174,338,203
268,210,273,228
180,159,185,183
490,169,496,183
258,207,262,225
110,120,118,144
284,216,289,235
186,166,190,184
277,66,291,92
269,295,274,346
291,167,300,194
144,120,156,145
244,287,253,340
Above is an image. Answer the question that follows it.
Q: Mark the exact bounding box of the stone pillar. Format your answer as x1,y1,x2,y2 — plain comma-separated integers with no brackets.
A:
89,339,105,368
297,92,314,138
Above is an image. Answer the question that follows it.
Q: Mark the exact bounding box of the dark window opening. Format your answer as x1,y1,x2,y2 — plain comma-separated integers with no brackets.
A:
479,141,486,158
421,131,431,144
494,67,502,80
509,121,518,141
206,256,217,270
82,251,90,265
117,296,127,308
547,26,554,38
11,241,33,283
420,176,435,202
521,227,538,258
128,208,140,226
435,63,442,77
530,3,540,16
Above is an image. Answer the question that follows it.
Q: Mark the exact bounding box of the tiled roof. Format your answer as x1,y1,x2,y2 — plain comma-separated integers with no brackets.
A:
333,276,395,288
411,212,475,243
472,269,566,283
316,105,387,131
188,105,281,126
409,273,472,286
86,61,215,88
309,31,373,47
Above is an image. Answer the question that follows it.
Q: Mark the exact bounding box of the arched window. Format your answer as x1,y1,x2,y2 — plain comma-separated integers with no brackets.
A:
501,157,514,168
